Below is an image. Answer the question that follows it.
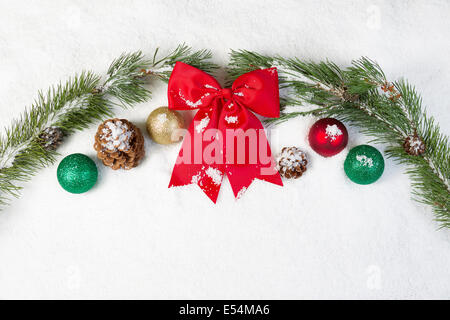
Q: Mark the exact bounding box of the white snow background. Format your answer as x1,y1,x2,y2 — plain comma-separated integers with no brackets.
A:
0,0,449,299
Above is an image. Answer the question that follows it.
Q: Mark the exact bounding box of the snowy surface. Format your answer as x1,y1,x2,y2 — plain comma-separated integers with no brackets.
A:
0,0,449,299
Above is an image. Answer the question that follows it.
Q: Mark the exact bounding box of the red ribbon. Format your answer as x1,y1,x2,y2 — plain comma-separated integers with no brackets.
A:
168,62,282,203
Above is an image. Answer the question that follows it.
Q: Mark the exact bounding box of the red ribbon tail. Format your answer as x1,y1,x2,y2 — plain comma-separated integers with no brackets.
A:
222,110,283,200
169,163,224,204
226,163,282,200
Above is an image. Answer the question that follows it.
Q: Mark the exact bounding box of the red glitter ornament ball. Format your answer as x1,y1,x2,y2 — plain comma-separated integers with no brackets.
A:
308,118,348,157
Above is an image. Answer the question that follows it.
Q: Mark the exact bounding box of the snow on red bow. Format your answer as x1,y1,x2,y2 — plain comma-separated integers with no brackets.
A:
167,62,282,203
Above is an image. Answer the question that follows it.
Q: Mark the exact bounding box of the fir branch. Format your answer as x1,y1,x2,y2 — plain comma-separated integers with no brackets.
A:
103,51,151,107
0,72,104,205
0,46,215,209
142,44,218,82
228,51,450,228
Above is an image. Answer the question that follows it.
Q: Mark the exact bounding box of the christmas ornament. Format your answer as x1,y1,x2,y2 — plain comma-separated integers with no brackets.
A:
403,132,426,156
94,118,145,170
146,107,184,145
344,145,384,185
57,153,98,193
308,118,348,157
38,127,64,151
276,147,307,179
168,62,282,203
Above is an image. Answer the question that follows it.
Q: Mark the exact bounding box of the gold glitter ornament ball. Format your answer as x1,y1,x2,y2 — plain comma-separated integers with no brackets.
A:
146,107,184,145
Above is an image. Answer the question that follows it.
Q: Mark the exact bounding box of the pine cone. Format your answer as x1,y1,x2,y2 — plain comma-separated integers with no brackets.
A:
403,133,426,156
276,146,308,179
94,118,145,170
38,127,64,151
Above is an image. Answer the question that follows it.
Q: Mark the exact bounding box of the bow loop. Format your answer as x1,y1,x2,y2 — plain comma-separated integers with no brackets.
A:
168,62,221,110
231,67,280,118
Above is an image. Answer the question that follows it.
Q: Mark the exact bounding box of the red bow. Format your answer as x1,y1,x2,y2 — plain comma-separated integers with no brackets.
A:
168,62,282,203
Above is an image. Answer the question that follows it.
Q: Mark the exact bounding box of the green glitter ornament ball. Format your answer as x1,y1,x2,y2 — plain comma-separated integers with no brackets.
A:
344,145,384,185
57,153,98,193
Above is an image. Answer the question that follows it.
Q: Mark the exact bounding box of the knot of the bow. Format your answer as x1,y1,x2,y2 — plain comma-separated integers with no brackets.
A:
221,88,233,101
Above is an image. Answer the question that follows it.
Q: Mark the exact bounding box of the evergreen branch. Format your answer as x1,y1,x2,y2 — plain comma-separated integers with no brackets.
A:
142,44,218,82
0,72,105,205
103,51,151,107
228,51,450,228
0,46,215,209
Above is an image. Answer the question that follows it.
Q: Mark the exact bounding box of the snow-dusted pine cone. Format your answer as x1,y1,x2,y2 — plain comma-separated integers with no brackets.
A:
276,146,308,179
38,127,64,151
94,118,145,170
403,133,426,156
